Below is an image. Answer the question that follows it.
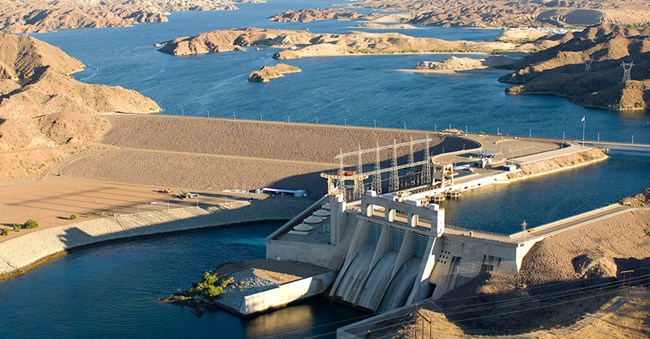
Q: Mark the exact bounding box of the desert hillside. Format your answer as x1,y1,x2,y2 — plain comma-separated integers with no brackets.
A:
0,33,160,180
500,24,650,111
345,0,650,28
0,0,255,33
157,27,556,58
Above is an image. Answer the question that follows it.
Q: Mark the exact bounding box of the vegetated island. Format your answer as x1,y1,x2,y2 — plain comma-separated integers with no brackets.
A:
341,0,650,28
156,27,557,59
0,0,257,33
248,64,301,82
268,8,361,22
499,24,650,111
0,32,160,181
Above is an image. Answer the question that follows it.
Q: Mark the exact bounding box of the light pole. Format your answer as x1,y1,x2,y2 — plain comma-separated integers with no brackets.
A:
521,220,528,242
582,115,586,145
434,123,437,132
403,121,406,130
287,115,290,123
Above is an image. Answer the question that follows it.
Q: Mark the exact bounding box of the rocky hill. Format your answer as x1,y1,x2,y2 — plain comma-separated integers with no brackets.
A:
248,64,301,82
0,33,159,159
0,0,255,33
345,0,650,28
268,8,361,23
157,27,555,58
499,24,650,111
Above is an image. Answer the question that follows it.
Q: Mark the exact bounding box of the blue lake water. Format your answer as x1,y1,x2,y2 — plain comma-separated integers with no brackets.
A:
0,223,369,338
35,0,648,143
3,0,649,337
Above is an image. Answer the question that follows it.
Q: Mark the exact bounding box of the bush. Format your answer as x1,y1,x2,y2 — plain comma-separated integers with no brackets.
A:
0,228,8,236
69,214,78,220
188,271,233,300
13,224,21,232
24,219,39,229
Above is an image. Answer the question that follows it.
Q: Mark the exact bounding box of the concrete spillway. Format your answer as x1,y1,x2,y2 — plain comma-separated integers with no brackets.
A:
357,251,398,310
333,246,375,303
378,256,421,312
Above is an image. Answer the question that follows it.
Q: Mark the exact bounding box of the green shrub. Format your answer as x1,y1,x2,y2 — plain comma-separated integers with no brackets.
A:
24,219,39,229
0,228,8,236
69,214,78,220
13,224,21,232
188,271,233,300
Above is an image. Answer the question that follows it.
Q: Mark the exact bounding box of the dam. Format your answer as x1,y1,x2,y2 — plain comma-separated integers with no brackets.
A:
266,133,612,312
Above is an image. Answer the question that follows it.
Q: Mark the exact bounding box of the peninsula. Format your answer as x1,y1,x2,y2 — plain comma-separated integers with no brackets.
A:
157,27,555,59
500,24,650,111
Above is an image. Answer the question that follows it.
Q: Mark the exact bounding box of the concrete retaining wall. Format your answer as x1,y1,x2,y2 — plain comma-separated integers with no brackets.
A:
0,199,311,279
240,271,337,316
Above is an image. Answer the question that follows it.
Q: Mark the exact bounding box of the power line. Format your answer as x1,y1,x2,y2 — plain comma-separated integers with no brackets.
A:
279,272,650,339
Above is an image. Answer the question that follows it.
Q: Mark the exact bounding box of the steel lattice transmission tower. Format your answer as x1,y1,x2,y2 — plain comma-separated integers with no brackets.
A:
389,139,400,192
621,61,633,84
372,142,382,195
584,58,593,71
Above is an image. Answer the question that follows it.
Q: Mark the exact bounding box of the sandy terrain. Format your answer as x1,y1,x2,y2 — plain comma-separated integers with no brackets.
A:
0,176,297,242
217,258,331,284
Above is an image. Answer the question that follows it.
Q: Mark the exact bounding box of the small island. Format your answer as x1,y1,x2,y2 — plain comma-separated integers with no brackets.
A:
248,64,301,82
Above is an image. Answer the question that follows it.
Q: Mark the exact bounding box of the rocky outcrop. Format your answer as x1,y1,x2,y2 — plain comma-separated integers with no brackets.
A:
0,33,160,164
500,24,650,111
621,188,650,207
0,0,258,33
248,64,301,82
348,0,650,28
268,8,361,22
416,57,488,72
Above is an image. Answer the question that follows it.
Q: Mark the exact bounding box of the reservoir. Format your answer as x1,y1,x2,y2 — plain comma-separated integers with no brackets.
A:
1,0,647,337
